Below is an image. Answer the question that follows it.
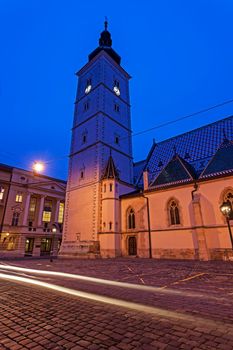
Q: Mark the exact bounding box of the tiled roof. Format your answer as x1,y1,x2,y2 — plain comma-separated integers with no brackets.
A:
133,160,147,184
151,155,195,188
200,139,233,179
134,115,233,186
102,155,119,179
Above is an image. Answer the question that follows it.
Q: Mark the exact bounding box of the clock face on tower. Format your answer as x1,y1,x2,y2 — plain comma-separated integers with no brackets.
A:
113,86,120,96
85,84,92,94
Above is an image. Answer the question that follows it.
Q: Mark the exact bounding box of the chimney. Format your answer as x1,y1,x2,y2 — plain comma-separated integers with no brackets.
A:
143,169,149,191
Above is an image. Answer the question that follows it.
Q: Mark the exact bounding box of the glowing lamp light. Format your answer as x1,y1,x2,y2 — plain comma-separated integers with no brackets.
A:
220,201,231,217
33,161,44,173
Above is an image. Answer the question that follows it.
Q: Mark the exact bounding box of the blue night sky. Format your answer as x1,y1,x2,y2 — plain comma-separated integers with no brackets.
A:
1,0,233,180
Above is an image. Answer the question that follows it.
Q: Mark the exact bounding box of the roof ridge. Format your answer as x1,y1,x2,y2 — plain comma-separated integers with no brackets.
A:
176,155,196,179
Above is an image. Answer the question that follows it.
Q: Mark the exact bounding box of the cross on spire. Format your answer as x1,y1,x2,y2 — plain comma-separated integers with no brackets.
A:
104,16,108,31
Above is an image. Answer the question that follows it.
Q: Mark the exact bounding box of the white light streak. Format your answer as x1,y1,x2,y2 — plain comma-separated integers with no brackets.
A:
0,264,221,301
0,272,228,330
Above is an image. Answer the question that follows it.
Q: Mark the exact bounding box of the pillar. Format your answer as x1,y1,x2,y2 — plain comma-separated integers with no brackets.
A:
37,196,45,226
54,200,60,223
22,193,31,226
192,194,209,261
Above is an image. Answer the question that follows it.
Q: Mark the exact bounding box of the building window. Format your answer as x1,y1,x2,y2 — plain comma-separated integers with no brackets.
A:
128,209,135,229
223,191,233,220
28,197,37,221
109,222,112,230
84,101,89,111
82,130,88,144
42,200,52,222
25,238,34,255
114,103,120,112
169,200,180,225
110,183,113,192
114,79,120,88
40,238,52,255
12,212,20,226
7,236,16,251
0,187,4,200
58,202,64,224
15,192,23,203
115,135,119,145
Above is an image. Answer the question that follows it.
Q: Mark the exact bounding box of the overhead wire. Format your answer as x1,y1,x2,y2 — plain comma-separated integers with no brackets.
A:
1,98,233,165
46,98,233,163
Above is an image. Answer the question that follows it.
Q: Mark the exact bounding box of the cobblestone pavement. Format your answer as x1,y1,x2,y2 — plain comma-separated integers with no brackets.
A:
0,258,233,349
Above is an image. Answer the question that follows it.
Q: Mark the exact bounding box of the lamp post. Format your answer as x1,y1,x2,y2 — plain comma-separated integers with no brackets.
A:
50,226,57,262
141,193,152,259
220,201,233,251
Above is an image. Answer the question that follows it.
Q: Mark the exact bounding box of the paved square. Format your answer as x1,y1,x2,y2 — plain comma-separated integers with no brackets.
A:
0,258,233,349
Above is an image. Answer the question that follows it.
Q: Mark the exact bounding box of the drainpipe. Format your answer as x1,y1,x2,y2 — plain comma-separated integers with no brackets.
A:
141,192,152,258
191,182,198,200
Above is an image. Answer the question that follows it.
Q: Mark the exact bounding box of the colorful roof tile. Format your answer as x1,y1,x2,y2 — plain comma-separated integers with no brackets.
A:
200,138,233,178
151,154,196,188
134,115,233,186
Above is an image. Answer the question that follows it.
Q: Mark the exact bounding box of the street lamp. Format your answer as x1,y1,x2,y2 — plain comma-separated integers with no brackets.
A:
50,226,57,262
32,161,44,174
220,201,233,250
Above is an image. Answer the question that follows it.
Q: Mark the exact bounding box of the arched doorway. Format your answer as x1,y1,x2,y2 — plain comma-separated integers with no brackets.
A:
128,236,137,256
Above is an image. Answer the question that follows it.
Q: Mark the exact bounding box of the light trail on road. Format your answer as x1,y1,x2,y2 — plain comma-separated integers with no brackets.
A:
0,264,225,301
0,271,231,331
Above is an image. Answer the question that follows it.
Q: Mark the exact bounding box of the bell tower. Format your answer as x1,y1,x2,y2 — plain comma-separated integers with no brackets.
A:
60,22,134,257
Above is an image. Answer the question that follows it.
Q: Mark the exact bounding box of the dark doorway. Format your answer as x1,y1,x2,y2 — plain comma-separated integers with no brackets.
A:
40,238,52,256
128,236,137,256
25,238,34,256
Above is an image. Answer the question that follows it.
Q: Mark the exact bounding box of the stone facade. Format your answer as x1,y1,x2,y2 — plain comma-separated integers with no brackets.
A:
60,24,233,261
120,177,233,260
0,164,66,258
60,25,133,257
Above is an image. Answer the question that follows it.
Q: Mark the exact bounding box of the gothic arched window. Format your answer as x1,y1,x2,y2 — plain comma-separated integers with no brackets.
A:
128,209,135,229
223,191,233,219
169,200,180,225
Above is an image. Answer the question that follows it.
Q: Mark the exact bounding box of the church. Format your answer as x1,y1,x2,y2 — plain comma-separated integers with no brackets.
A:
60,22,233,261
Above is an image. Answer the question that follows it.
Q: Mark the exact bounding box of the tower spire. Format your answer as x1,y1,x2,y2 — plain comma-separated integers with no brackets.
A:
102,155,119,180
99,19,112,47
88,20,121,65
104,16,108,31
